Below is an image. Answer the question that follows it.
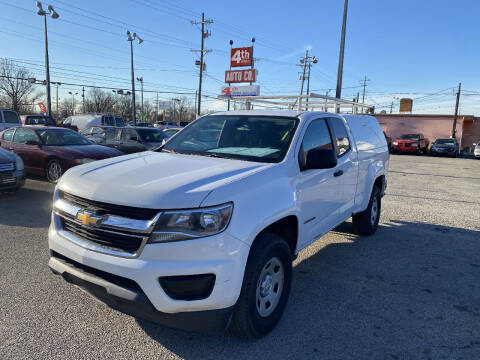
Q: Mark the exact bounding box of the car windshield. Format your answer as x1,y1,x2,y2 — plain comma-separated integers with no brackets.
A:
161,115,299,163
137,129,167,142
400,134,420,140
434,139,455,145
26,116,56,126
37,128,92,146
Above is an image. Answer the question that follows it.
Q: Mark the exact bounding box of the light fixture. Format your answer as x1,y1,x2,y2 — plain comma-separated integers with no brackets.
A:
36,1,46,15
47,4,59,19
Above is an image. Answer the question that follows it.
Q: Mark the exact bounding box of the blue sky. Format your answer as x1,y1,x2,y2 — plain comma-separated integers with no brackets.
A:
1,0,479,114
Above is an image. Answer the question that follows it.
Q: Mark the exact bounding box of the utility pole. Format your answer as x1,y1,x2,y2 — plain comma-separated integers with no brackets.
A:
451,82,461,138
191,13,213,117
361,76,369,113
335,0,348,105
82,86,85,113
156,92,158,123
297,50,317,111
55,84,59,121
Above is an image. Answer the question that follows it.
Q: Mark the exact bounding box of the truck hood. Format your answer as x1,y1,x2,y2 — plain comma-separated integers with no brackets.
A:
58,151,271,209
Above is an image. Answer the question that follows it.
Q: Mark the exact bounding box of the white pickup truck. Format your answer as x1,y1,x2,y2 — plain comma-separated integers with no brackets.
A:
48,110,388,338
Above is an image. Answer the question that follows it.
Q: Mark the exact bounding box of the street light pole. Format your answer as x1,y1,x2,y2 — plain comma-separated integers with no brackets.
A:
36,2,59,117
127,30,143,126
69,91,78,115
137,77,144,120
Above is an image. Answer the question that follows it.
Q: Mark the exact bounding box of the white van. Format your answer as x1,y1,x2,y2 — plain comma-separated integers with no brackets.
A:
61,114,125,132
0,109,21,132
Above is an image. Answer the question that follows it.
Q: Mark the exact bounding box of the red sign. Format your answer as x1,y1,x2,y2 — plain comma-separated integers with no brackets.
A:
37,102,47,114
225,69,256,83
230,47,253,67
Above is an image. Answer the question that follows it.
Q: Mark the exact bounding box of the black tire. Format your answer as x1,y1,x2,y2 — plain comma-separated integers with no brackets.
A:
230,233,292,338
352,185,381,236
45,159,62,183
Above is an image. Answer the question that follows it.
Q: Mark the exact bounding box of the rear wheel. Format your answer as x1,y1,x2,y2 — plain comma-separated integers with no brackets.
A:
230,233,292,338
45,159,62,183
353,185,381,235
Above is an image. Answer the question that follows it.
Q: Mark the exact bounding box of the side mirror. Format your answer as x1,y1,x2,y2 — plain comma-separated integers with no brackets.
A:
26,140,40,146
304,148,337,170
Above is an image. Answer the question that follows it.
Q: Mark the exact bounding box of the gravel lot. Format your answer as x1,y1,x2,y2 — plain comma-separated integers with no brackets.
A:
1,155,479,360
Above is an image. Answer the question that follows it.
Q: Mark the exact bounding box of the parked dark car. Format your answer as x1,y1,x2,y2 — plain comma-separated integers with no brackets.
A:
0,126,122,183
20,115,56,126
0,146,25,191
83,126,168,154
162,127,182,138
392,133,429,155
429,138,459,157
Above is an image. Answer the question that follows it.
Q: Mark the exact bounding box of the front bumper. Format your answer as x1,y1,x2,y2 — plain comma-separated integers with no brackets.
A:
392,145,417,153
0,169,25,190
49,251,233,332
48,214,249,330
474,150,480,158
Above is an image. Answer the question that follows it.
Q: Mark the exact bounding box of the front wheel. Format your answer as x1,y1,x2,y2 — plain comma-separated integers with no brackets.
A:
353,185,381,235
230,233,292,338
45,159,63,183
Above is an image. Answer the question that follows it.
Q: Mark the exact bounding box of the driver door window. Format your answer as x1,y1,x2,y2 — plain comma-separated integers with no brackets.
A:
299,119,333,169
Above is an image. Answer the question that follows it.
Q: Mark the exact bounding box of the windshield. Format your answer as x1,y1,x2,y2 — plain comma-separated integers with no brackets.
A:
26,116,56,126
137,129,167,142
400,134,420,140
434,138,455,145
162,115,299,163
37,128,92,146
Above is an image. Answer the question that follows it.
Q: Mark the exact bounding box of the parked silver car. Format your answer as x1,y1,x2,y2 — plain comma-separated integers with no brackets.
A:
0,146,25,191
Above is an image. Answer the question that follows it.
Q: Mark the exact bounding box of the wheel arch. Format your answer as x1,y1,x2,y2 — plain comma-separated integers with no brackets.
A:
250,215,299,258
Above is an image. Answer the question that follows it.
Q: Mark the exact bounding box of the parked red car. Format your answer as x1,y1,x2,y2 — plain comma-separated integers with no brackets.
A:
391,133,429,155
0,126,122,182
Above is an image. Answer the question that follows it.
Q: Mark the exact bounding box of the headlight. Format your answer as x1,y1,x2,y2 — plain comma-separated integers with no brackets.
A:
74,158,96,165
392,141,398,146
15,156,24,171
149,203,233,243
411,142,418,147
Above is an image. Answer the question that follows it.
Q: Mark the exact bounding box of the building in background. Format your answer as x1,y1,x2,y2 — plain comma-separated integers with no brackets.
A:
376,114,480,153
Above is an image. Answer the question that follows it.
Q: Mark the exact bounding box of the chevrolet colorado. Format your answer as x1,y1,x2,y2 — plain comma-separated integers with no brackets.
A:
48,110,388,338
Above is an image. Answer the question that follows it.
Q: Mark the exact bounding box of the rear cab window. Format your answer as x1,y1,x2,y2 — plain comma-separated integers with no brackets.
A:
328,117,351,157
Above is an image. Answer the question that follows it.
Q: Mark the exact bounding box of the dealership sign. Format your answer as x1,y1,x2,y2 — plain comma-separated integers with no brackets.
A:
230,47,253,67
225,69,257,83
37,102,47,114
220,85,260,98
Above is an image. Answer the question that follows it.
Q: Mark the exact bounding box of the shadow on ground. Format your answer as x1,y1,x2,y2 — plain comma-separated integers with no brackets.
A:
0,178,54,228
135,220,480,360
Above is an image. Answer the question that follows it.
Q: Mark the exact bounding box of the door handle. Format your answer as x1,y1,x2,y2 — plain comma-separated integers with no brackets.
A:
334,170,343,177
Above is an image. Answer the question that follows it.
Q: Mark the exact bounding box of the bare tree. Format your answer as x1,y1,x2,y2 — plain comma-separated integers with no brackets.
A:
84,88,116,113
117,96,132,122
59,98,73,119
174,96,195,123
0,59,37,112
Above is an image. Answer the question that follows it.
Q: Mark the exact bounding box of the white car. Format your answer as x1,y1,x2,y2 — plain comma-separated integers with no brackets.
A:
474,142,480,158
48,110,388,338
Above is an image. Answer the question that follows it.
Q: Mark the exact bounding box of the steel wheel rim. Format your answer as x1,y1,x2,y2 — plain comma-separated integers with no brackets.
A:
255,257,284,318
48,161,61,182
371,197,378,226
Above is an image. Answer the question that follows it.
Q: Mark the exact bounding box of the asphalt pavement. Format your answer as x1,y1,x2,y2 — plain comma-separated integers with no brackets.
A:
1,155,479,360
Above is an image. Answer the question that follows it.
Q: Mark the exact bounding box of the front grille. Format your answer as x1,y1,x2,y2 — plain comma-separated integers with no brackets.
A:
0,162,14,172
59,190,158,220
60,217,145,253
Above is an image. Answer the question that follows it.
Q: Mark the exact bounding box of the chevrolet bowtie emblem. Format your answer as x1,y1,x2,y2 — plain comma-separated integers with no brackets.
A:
76,210,102,226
